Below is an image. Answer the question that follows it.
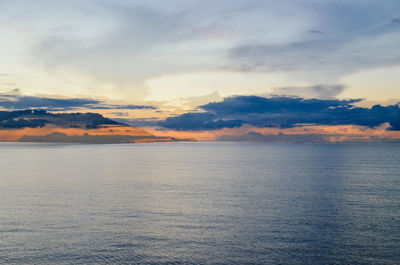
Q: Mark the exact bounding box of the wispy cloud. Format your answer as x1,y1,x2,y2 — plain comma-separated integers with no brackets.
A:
271,84,345,99
308,30,324,34
227,1,400,77
90,104,156,110
391,18,400,24
0,90,156,111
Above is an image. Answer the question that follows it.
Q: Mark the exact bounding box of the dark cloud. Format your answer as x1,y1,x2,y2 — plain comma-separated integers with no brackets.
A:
163,112,242,130
0,91,156,111
110,112,129,117
159,95,400,131
308,30,324,34
0,95,99,110
391,18,400,24
200,96,358,115
0,109,119,129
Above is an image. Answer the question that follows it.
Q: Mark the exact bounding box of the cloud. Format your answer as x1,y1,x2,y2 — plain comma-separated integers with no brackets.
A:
271,84,345,99
24,0,229,97
90,104,156,110
2,0,400,101
0,94,98,111
200,95,358,115
159,95,400,131
308,30,324,34
0,90,156,111
391,18,400,24
115,117,162,127
229,35,400,76
227,1,400,77
180,91,222,109
162,112,242,131
0,109,119,129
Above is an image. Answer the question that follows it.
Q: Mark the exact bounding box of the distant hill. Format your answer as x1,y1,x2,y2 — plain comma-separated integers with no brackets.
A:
0,110,173,143
217,131,400,143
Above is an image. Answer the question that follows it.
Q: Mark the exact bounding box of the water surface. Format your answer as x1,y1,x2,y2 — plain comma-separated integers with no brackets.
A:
0,142,399,264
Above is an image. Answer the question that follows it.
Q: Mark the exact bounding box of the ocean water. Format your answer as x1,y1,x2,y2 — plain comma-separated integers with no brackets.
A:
0,142,399,264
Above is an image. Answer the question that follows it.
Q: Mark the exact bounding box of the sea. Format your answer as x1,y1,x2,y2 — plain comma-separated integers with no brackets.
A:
0,142,399,264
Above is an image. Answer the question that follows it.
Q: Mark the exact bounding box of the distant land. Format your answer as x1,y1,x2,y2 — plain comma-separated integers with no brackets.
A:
217,131,400,143
0,110,174,143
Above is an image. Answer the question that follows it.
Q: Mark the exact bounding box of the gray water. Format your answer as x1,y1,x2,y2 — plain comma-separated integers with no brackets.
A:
0,142,399,264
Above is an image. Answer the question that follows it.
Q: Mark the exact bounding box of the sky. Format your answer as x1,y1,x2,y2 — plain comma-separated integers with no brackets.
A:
1,0,400,141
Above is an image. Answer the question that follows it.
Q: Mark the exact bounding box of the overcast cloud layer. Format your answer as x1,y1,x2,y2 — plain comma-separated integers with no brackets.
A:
1,0,400,102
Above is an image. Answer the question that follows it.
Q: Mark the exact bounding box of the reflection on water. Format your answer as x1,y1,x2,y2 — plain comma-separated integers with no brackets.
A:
0,142,399,264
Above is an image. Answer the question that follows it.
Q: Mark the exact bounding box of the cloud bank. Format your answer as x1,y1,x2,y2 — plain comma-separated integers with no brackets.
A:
160,96,400,131
0,90,156,111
